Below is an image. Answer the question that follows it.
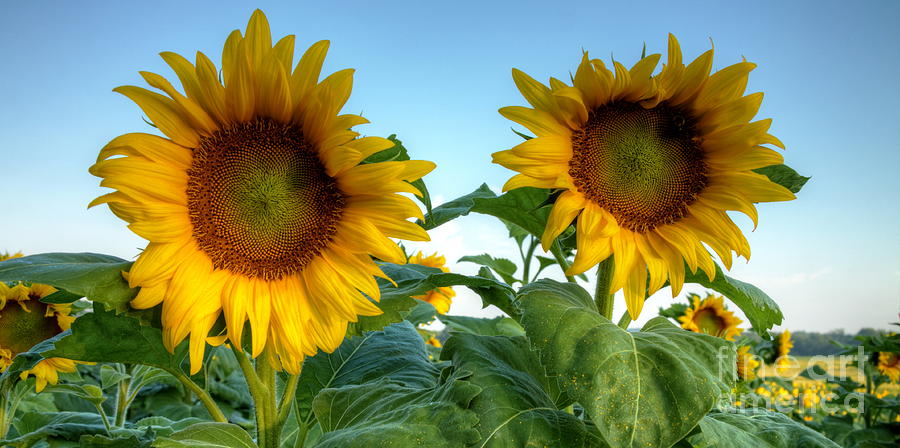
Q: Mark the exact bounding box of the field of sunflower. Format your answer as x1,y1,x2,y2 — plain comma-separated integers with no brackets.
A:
1,4,898,448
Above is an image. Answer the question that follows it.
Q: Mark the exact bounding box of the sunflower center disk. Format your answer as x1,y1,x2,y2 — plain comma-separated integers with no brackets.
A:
0,298,62,355
569,102,708,232
188,119,344,280
693,308,727,337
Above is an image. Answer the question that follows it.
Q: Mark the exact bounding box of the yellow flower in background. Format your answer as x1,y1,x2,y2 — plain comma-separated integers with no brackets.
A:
493,34,794,319
877,352,900,382
408,251,456,314
89,10,434,374
0,282,80,392
0,252,23,261
736,345,759,381
775,330,793,373
425,336,443,348
678,294,743,340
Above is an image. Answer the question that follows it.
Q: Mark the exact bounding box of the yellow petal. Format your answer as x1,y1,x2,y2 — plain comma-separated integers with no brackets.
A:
113,86,199,148
541,190,586,250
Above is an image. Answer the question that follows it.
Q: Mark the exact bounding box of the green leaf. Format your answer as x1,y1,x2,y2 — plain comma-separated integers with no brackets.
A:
311,374,481,448
683,263,783,337
442,334,606,447
754,164,809,194
438,315,524,337
458,254,518,285
153,422,256,448
354,263,516,333
470,187,552,239
2,411,108,446
689,409,841,448
295,322,441,432
0,252,136,310
40,289,84,304
100,365,131,389
518,280,734,448
420,183,496,230
44,304,187,370
43,384,107,406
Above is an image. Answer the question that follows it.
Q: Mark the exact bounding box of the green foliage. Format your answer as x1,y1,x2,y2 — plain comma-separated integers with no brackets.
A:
518,280,734,448
442,334,606,447
688,409,841,447
438,315,525,337
0,252,136,311
45,304,187,371
458,254,518,285
311,374,481,447
684,263,784,337
353,262,515,334
154,422,256,447
754,164,810,194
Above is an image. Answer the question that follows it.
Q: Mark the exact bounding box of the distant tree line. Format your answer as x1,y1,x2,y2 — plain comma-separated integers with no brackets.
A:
745,329,883,356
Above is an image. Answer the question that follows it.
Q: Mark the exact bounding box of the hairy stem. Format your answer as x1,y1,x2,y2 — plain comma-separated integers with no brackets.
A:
594,257,615,319
166,368,228,423
521,237,537,285
551,240,577,283
256,354,281,448
279,373,300,428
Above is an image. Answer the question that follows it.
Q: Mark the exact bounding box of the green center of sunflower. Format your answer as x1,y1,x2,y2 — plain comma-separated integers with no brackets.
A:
187,118,344,280
0,297,62,355
693,308,726,337
569,102,708,232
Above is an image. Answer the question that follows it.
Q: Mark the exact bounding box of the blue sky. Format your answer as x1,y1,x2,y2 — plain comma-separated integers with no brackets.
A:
1,0,897,332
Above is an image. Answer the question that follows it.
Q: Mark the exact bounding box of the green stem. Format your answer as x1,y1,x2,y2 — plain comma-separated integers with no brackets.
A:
167,368,228,423
256,354,281,448
0,389,8,441
278,373,300,428
95,403,113,436
617,311,632,329
232,346,272,445
594,257,615,319
550,240,577,283
114,377,129,427
521,237,538,285
294,418,310,448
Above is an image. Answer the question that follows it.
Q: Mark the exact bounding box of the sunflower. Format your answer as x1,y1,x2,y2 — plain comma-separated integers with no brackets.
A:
408,251,455,314
774,330,793,373
678,293,743,340
877,352,900,382
89,10,434,374
425,336,443,348
493,35,795,319
736,345,759,381
0,282,80,392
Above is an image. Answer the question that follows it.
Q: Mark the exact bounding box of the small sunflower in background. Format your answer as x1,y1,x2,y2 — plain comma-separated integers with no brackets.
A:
90,10,434,374
408,251,456,314
736,345,759,381
877,352,900,382
425,336,443,348
678,294,743,341
774,330,794,373
0,282,81,392
493,34,795,319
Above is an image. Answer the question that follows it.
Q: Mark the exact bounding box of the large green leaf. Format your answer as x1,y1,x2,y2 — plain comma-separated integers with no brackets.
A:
458,254,518,285
353,263,516,333
153,422,256,448
420,183,496,230
2,411,109,446
470,187,552,238
684,264,783,337
310,374,481,448
0,252,136,310
438,315,524,337
442,334,605,447
518,280,734,448
688,409,841,448
754,164,809,194
295,322,441,434
44,304,186,370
